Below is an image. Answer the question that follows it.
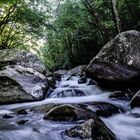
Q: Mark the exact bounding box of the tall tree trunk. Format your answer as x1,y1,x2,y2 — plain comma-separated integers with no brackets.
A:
81,0,109,41
111,0,122,33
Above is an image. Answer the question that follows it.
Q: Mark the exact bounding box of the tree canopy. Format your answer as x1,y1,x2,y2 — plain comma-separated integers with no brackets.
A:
41,0,140,70
0,0,52,50
0,0,140,70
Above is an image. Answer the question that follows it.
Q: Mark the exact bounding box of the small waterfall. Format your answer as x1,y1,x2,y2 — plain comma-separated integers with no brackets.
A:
0,75,139,140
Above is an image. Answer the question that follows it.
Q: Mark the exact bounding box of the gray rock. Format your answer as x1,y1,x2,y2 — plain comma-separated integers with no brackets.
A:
67,65,87,76
0,76,34,104
43,104,94,121
32,103,57,113
86,30,140,89
109,91,127,99
54,70,68,77
66,119,93,139
54,65,86,76
109,89,134,100
0,65,48,104
0,48,51,75
65,118,116,140
86,102,124,117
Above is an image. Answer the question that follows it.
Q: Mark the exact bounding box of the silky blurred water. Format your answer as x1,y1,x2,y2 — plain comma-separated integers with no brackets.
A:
0,75,139,140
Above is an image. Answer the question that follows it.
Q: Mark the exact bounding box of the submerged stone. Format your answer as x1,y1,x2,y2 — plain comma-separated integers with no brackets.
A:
17,109,28,115
78,76,87,84
2,114,14,119
17,120,28,125
53,89,85,98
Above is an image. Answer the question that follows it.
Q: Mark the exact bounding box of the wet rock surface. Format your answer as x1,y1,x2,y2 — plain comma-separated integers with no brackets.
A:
78,76,87,84
0,48,50,75
1,31,140,140
86,30,140,89
17,109,28,115
54,65,87,81
109,91,128,100
16,120,28,125
51,89,86,98
0,76,34,104
0,66,49,104
67,65,87,76
2,114,14,119
109,89,135,100
66,118,116,140
85,102,124,117
43,104,94,121
0,49,49,104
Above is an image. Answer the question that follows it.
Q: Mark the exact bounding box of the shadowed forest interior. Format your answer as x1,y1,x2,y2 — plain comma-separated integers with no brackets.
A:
1,0,140,69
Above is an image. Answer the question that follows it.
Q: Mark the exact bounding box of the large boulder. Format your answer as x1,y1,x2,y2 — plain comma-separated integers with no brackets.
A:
86,30,140,89
0,49,50,104
43,104,94,121
0,48,51,75
0,65,48,104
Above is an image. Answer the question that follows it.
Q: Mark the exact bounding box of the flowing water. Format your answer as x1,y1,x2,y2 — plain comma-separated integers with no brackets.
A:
0,75,139,140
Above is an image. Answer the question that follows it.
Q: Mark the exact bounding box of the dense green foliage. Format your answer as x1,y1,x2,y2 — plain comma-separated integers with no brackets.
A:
41,0,140,70
41,0,102,69
0,0,52,50
0,0,140,70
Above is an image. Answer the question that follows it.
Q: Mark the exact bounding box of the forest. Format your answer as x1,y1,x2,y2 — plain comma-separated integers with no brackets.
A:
1,0,140,70
0,0,140,140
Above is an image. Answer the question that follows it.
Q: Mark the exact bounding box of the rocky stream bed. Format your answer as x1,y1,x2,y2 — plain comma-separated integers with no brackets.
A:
1,30,140,140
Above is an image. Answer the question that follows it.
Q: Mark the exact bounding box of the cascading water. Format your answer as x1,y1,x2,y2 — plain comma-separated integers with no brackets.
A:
0,75,139,140
103,108,140,140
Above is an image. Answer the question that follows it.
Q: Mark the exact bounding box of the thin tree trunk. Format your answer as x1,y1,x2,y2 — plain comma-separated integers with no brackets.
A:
111,0,122,33
82,0,109,40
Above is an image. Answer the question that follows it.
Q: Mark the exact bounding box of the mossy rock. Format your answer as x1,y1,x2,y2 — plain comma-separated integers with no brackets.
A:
66,117,116,140
86,30,140,89
43,104,94,121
